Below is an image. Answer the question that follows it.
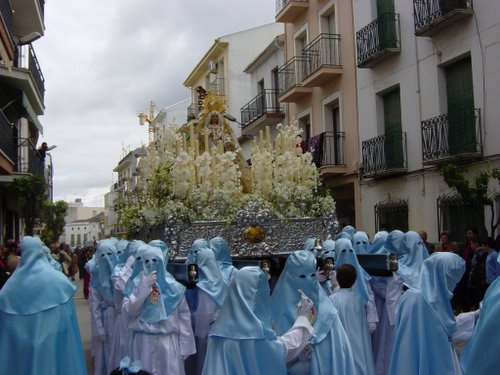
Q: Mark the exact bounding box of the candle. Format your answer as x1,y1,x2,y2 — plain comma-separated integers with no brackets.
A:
259,130,264,150
189,123,195,151
204,131,209,152
266,126,271,150
182,133,187,152
195,139,199,158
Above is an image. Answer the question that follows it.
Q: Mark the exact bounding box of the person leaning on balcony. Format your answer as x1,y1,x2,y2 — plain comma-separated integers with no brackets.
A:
436,230,459,253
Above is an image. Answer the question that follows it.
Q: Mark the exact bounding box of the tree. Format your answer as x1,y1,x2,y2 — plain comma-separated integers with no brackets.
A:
440,163,500,237
41,200,68,244
6,175,47,236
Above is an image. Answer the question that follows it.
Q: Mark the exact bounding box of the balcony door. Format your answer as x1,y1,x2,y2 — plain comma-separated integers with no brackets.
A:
446,56,475,155
383,88,403,168
377,0,397,49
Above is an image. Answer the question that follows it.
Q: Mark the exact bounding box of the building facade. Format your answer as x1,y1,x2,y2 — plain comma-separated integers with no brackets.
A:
183,22,284,158
275,0,361,227
0,0,48,244
103,146,146,237
354,0,500,241
62,212,104,248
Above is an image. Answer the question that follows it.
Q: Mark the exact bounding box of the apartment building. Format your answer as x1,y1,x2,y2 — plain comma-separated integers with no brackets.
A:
354,0,499,241
0,0,48,243
183,22,283,158
275,0,360,227
103,146,147,236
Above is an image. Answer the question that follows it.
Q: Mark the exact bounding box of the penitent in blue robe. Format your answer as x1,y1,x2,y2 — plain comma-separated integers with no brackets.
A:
460,276,500,375
389,252,465,375
0,236,87,375
203,267,287,375
271,250,355,375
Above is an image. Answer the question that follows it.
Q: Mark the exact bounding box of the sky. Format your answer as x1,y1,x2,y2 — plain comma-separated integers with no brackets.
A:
36,0,275,207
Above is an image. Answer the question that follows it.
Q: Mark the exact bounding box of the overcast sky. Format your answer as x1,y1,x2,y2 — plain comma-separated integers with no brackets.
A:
36,0,275,207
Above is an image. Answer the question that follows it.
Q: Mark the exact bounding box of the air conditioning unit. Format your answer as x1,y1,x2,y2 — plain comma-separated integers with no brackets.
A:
208,60,218,73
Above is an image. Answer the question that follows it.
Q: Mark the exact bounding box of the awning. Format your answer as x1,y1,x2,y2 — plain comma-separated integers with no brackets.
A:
22,93,43,134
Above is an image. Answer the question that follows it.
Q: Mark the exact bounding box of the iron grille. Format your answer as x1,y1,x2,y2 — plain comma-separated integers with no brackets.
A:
240,89,283,128
356,13,400,66
421,108,481,162
375,196,408,232
413,0,473,34
362,131,407,176
302,33,341,78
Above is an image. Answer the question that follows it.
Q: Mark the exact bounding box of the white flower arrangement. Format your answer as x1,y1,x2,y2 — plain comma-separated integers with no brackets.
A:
117,120,335,235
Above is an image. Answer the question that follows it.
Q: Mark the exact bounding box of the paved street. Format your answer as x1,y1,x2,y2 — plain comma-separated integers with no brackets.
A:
73,278,94,375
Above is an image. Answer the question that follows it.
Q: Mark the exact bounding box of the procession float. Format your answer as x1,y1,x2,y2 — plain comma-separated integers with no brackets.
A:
118,93,395,277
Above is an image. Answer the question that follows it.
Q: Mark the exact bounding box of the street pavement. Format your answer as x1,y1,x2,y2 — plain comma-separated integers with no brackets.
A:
73,277,94,375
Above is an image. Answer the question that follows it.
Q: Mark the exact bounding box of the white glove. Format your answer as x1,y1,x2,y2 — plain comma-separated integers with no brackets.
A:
368,322,377,333
125,255,135,269
136,271,157,300
316,268,328,283
296,289,314,319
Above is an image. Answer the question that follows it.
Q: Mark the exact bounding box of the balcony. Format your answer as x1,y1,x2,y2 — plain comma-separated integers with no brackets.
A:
306,132,347,176
278,56,313,103
10,0,44,36
275,0,309,23
414,0,473,37
357,13,400,68
421,108,482,164
0,112,15,174
362,131,407,178
17,137,44,176
0,44,45,113
240,89,285,136
302,33,342,87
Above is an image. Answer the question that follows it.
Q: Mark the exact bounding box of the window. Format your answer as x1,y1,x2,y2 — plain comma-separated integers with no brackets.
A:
84,234,88,244
437,193,486,244
71,234,75,246
375,196,408,232
445,56,475,155
77,234,81,245
382,87,404,168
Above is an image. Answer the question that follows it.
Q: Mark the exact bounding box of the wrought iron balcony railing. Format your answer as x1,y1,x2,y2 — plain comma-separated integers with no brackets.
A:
15,44,45,100
356,13,400,68
301,33,341,79
413,0,473,35
278,56,309,97
362,131,407,176
305,131,346,168
421,108,481,163
0,111,15,163
240,89,283,128
17,137,44,176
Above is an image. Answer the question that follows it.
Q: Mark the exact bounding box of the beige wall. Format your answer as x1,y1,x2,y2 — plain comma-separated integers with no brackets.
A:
280,0,361,228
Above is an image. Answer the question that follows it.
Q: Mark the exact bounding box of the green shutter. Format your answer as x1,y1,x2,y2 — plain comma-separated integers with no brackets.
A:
377,0,397,49
446,57,475,154
383,88,404,168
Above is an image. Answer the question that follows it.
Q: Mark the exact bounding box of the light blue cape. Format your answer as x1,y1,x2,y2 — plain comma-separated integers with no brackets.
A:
94,239,119,302
204,267,286,375
383,230,405,254
148,239,169,262
0,236,87,375
395,231,429,288
368,231,388,254
352,231,370,254
186,238,209,264
138,246,186,324
335,238,371,304
195,247,227,307
116,239,130,264
209,236,237,285
460,276,500,374
270,250,355,374
389,252,465,375
320,239,336,260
